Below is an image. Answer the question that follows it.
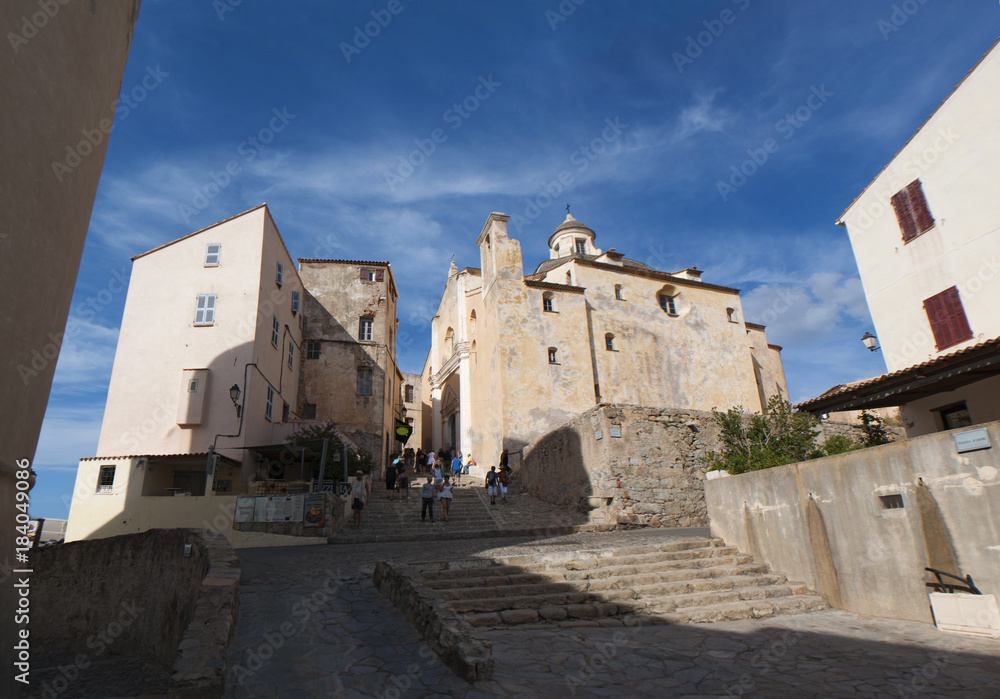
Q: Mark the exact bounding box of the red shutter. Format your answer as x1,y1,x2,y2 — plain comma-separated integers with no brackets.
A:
942,286,972,345
360,267,368,280
891,191,917,242
924,286,972,351
906,180,935,233
376,269,384,282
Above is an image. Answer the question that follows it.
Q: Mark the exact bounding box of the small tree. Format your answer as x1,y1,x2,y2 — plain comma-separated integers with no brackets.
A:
285,421,375,480
705,396,821,474
819,434,860,456
859,410,891,447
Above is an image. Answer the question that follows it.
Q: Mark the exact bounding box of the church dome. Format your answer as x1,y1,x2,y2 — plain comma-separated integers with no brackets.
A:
547,212,595,249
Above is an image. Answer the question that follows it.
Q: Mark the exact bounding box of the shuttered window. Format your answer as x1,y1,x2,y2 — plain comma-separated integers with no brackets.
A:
890,180,935,242
360,267,384,282
923,286,972,351
194,294,216,325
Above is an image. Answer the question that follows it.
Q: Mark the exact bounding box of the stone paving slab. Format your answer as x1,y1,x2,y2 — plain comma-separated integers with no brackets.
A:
230,529,1000,698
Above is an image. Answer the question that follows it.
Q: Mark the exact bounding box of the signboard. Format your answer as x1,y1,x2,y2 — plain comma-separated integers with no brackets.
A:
337,482,352,496
953,428,991,454
303,494,325,528
594,430,603,440
609,427,622,438
234,497,255,523
393,419,413,443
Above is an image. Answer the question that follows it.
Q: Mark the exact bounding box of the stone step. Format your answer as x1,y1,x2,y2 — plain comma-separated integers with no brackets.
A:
422,561,772,591
434,572,791,605
642,583,803,612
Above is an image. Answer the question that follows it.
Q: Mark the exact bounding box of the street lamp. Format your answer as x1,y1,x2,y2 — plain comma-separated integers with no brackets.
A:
861,332,880,352
229,383,242,417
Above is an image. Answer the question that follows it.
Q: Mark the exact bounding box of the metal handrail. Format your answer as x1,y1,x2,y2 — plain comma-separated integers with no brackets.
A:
925,567,982,595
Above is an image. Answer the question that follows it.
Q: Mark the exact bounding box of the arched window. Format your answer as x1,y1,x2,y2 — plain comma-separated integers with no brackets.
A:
542,292,555,313
444,327,455,356
471,340,477,365
657,285,680,316
469,309,476,335
605,333,615,351
547,347,558,364
614,284,624,300
565,271,572,285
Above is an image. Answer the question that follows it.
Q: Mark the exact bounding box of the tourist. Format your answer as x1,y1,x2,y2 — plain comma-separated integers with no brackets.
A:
499,448,508,472
432,459,444,495
351,470,369,530
464,454,475,475
485,466,499,505
426,450,436,474
415,449,425,473
420,475,435,522
385,456,398,501
397,463,410,500
440,474,454,521
451,451,463,485
498,466,509,503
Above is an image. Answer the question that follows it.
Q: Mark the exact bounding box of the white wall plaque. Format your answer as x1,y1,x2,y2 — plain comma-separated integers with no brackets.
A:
953,428,991,453
594,430,603,440
609,427,622,438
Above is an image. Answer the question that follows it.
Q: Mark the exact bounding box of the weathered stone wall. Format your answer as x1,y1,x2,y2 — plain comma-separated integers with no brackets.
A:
30,528,239,689
817,418,904,445
519,405,723,528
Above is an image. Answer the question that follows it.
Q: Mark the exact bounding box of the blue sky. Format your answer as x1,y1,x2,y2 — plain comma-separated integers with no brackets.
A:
31,1,1000,518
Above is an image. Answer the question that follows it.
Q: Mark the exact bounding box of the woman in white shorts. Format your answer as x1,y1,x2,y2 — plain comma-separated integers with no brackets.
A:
439,475,454,521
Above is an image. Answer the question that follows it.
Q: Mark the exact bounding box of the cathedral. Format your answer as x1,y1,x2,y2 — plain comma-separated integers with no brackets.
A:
421,211,787,471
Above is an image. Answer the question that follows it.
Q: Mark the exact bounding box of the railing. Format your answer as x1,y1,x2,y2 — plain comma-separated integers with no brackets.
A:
925,567,982,595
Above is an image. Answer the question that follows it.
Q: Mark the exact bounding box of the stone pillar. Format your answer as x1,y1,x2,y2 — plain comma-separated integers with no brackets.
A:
430,386,442,452
458,348,472,457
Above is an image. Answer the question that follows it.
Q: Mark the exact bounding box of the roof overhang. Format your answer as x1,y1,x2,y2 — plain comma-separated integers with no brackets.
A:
796,338,1000,415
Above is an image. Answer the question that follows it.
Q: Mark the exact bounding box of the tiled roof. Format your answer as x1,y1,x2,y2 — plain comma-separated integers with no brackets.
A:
79,452,238,464
796,336,1000,412
297,259,390,266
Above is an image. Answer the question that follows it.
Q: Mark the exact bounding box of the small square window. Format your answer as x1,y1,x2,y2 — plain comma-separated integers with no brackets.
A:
291,291,300,315
879,494,904,510
276,261,283,288
548,347,558,364
357,367,373,395
96,465,116,493
188,379,199,393
265,387,274,421
939,403,972,430
287,340,294,370
543,298,553,312
205,243,221,267
605,334,615,351
359,317,373,342
306,341,321,359
302,403,317,420
194,294,216,325
614,285,624,301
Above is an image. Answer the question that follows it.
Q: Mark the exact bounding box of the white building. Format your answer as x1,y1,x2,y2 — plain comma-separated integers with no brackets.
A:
67,205,307,542
799,38,1000,436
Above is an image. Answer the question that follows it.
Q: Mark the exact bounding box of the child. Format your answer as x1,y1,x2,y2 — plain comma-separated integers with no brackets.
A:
498,466,509,503
420,475,435,522
439,475,454,521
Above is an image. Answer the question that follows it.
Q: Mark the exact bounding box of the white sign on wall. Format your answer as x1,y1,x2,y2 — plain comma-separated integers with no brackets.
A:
953,428,991,454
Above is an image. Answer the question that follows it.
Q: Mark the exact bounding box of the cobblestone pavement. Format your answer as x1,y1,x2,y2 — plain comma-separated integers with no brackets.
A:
229,529,1000,698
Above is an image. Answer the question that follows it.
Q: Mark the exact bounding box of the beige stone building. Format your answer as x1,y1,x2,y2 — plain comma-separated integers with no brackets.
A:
298,259,404,467
401,371,423,452
421,212,787,472
68,206,402,544
800,38,1000,437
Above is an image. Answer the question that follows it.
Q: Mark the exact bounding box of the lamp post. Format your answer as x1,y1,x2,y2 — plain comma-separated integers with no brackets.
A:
229,383,242,417
861,332,880,352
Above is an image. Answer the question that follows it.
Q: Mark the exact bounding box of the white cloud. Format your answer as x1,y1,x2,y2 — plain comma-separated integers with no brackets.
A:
48,317,120,395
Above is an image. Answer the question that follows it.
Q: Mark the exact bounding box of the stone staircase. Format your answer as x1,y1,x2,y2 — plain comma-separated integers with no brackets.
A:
398,537,826,629
329,483,513,544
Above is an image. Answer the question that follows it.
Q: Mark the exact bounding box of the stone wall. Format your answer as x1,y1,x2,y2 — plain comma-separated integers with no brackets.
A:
705,420,1000,625
31,529,240,695
518,405,723,528
817,418,904,445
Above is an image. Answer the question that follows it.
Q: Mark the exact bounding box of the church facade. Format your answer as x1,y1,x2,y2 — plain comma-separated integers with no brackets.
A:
421,211,787,471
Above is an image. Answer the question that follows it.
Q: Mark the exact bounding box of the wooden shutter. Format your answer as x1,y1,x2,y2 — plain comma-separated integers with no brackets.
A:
891,190,917,242
924,286,972,351
376,269,384,282
906,180,935,233
360,267,368,280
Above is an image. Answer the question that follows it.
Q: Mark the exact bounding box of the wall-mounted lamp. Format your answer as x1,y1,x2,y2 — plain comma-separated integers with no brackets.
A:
229,383,242,417
861,332,880,352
